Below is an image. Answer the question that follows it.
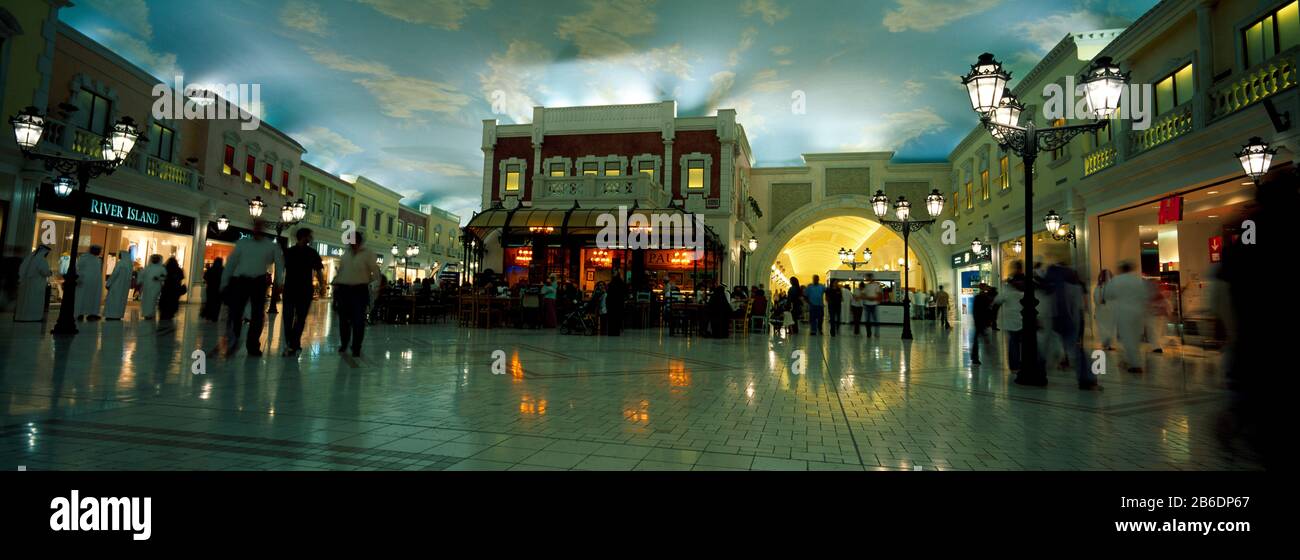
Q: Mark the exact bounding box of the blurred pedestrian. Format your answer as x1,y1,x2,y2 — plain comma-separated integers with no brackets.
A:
15,245,52,322
1093,269,1115,350
221,219,284,356
1106,261,1150,373
103,251,132,321
139,254,166,320
158,257,186,321
827,279,843,336
970,283,994,365
201,258,224,322
994,264,1025,372
281,228,324,356
1045,261,1099,390
73,245,104,321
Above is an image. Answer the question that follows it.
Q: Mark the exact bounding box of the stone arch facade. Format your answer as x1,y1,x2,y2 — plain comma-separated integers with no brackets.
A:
750,194,948,292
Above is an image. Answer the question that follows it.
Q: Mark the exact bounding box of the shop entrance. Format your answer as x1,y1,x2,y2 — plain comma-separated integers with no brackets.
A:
1095,179,1255,348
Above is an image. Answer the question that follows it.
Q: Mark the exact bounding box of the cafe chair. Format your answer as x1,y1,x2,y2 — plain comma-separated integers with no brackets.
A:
520,292,541,328
731,300,751,338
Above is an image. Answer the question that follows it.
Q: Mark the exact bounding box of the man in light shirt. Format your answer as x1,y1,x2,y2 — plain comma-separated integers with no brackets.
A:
221,219,285,356
332,231,384,357
861,274,882,338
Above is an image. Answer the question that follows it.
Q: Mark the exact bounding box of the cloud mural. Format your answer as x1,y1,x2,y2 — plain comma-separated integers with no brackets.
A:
60,0,1157,221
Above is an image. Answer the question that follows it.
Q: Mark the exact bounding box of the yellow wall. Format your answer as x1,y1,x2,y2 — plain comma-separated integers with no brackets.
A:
1,0,54,122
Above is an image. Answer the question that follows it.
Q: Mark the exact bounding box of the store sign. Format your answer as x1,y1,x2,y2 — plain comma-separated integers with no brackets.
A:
316,242,345,257
645,249,696,268
38,185,195,233
1158,196,1183,224
1208,235,1223,263
951,249,991,267
206,221,284,244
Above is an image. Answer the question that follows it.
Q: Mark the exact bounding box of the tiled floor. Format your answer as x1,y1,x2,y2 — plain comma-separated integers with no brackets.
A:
0,302,1258,471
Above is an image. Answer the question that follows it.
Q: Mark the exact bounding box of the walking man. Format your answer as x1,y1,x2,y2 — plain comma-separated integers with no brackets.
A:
861,274,882,338
805,275,826,335
934,285,951,329
826,279,843,336
332,231,384,357
281,228,324,356
221,219,285,356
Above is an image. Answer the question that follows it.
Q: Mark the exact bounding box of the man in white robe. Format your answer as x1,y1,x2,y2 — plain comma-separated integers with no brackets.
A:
103,251,133,320
15,246,53,322
1105,262,1152,373
139,254,167,319
73,245,104,320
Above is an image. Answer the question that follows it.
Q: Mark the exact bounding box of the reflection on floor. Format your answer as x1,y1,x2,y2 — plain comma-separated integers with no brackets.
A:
0,302,1257,471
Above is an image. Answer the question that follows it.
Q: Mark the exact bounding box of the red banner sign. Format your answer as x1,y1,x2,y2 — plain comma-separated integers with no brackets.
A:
1208,235,1223,263
1157,196,1183,224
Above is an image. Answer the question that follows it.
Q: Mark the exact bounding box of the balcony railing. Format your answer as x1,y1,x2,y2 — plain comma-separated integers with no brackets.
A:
534,174,670,208
37,118,198,190
1083,144,1117,176
1130,102,1193,156
1210,46,1298,120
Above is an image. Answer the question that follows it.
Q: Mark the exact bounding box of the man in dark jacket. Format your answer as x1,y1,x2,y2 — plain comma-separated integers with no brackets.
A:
606,272,627,336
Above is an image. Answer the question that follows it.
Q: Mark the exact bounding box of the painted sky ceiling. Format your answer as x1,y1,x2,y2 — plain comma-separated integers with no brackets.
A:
61,0,1159,221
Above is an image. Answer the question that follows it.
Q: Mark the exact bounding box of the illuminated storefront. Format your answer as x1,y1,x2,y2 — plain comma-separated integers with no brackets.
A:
33,184,196,302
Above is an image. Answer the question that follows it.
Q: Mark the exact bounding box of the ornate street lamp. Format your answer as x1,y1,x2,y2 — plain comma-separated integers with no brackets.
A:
10,106,142,336
391,244,399,256
1013,240,1023,255
1079,57,1128,119
964,53,1127,386
291,198,308,222
10,106,45,150
279,202,295,224
961,53,1011,114
839,246,871,271
216,214,230,232
248,196,266,218
52,175,75,197
971,238,984,255
1044,210,1077,246
988,90,1024,143
748,236,758,252
871,187,943,340
1236,137,1276,185
170,216,181,229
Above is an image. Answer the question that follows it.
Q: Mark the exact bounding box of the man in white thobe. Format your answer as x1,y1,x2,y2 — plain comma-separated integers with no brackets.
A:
139,254,167,319
103,251,133,320
1104,262,1152,372
15,246,53,322
73,245,104,320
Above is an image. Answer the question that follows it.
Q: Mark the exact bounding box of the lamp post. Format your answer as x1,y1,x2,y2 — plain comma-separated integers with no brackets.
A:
870,188,944,340
1236,136,1276,186
405,244,419,282
961,53,1127,386
837,247,872,271
248,196,303,314
1043,210,1077,246
10,106,143,335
